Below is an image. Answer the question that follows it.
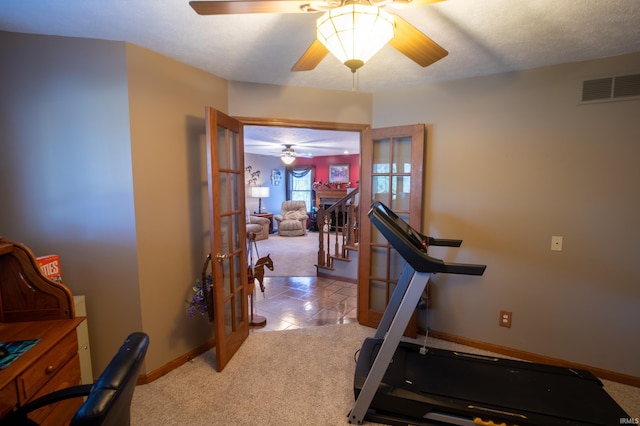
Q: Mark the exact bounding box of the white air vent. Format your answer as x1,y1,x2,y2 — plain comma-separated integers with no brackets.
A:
581,74,640,103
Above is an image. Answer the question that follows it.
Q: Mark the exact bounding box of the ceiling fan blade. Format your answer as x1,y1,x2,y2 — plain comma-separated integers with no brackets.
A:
389,15,448,67
389,0,445,7
189,0,312,15
291,39,329,72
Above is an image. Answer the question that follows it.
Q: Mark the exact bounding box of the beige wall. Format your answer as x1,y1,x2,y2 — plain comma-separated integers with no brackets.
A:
125,44,228,372
372,52,640,377
228,81,372,124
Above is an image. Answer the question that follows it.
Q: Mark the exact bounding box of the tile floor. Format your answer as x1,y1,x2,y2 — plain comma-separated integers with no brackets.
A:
249,276,358,332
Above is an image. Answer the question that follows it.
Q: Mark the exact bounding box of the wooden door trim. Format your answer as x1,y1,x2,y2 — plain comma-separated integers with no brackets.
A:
235,117,369,133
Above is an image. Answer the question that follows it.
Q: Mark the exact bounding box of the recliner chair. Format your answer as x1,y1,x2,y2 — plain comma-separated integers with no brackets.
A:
2,332,149,426
274,200,309,237
246,214,270,241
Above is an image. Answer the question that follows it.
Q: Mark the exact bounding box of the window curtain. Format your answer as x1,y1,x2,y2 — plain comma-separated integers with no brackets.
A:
285,166,315,203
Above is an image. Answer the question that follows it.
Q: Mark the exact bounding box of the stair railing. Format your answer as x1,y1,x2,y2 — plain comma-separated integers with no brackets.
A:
316,187,359,269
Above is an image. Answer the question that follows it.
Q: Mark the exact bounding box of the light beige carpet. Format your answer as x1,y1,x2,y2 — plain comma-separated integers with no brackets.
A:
131,323,376,425
254,232,320,277
130,323,639,425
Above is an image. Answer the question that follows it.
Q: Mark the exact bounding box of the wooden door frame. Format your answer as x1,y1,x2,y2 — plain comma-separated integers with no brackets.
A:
235,117,369,134
237,119,426,337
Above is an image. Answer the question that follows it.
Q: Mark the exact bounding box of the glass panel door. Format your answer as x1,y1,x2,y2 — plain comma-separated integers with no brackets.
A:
206,107,249,371
358,124,425,336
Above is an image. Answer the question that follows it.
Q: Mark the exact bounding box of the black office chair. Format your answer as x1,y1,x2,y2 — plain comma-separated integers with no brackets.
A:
2,332,149,426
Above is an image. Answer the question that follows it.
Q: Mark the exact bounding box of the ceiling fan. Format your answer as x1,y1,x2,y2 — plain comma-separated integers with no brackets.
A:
281,144,297,164
189,0,448,73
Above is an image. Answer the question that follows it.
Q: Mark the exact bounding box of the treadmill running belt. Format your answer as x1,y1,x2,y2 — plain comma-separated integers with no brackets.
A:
355,338,629,425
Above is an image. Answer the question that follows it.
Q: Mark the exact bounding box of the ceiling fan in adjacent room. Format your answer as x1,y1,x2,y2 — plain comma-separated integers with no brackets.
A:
189,0,448,73
255,143,299,164
280,144,297,165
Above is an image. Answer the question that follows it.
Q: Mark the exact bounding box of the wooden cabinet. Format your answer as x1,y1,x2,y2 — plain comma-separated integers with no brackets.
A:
0,238,84,423
17,327,78,404
0,379,18,419
30,354,81,425
0,319,84,422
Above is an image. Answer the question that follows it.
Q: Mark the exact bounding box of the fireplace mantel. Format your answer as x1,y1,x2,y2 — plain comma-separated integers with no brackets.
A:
315,189,347,208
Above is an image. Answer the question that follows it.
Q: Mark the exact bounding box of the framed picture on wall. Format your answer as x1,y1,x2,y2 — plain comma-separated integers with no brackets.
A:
271,169,282,185
329,164,350,183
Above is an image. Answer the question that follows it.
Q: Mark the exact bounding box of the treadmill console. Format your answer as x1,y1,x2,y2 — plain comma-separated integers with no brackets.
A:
367,201,486,275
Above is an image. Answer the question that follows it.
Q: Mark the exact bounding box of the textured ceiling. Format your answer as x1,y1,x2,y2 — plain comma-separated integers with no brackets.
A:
244,125,360,157
2,0,639,156
2,0,639,93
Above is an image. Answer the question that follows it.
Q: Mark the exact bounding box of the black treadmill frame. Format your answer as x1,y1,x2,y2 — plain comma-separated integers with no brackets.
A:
348,201,628,425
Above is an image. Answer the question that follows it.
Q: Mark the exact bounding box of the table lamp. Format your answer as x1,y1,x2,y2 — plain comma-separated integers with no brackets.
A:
251,186,270,213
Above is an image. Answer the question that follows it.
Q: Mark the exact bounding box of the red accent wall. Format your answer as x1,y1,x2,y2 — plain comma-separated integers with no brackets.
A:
293,154,359,187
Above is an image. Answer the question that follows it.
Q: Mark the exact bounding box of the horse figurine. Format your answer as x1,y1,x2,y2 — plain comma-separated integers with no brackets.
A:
252,254,273,293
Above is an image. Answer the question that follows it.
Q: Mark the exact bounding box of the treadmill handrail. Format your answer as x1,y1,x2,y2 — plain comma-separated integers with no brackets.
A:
368,201,486,275
428,237,462,247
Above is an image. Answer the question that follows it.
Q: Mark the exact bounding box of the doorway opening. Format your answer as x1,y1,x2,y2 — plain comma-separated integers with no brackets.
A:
239,118,367,331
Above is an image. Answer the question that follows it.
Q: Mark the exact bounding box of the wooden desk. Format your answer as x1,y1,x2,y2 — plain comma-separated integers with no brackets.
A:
0,318,85,424
0,238,83,423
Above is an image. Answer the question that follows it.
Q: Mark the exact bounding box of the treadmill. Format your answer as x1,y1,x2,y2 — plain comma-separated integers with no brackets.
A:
348,201,629,426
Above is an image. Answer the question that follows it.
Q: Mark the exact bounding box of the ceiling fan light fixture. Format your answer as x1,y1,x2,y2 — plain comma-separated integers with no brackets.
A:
281,154,295,165
281,145,296,165
316,3,395,73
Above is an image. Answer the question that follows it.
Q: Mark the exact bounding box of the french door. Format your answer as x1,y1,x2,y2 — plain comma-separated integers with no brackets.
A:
205,107,249,371
357,124,426,337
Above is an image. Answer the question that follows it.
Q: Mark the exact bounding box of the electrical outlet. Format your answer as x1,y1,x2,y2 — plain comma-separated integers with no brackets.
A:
551,236,563,251
500,310,512,328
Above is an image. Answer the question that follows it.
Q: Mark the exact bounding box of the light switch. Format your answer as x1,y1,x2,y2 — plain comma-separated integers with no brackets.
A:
551,236,563,251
